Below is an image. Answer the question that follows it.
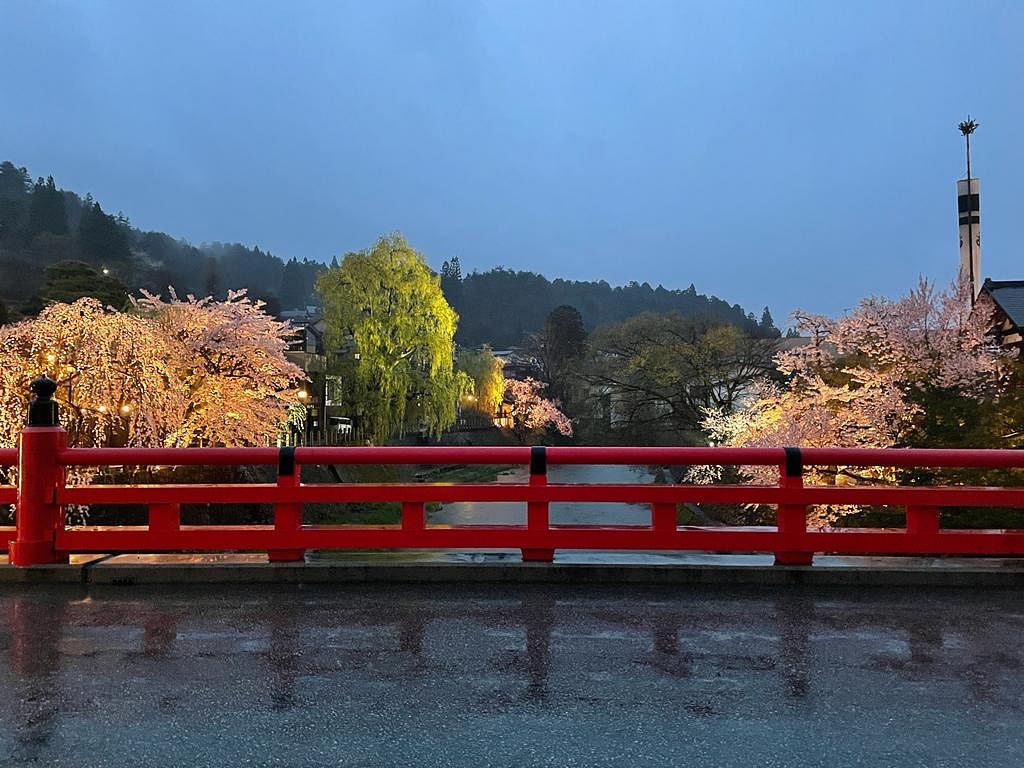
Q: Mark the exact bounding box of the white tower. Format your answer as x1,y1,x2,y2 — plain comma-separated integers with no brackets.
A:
957,176,980,299
957,117,980,302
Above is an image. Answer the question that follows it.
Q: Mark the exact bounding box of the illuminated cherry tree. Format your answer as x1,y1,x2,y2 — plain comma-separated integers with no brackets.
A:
697,279,1005,522
134,289,304,446
504,377,573,443
0,292,304,450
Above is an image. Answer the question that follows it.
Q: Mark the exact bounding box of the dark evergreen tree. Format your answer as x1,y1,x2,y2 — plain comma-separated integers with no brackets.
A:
279,257,306,309
299,259,325,307
0,162,31,240
758,306,781,339
440,255,463,305
77,200,132,278
26,176,68,241
0,162,30,198
542,304,588,406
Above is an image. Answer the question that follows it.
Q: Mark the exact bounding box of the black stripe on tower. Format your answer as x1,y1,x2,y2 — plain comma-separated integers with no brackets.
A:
959,215,980,226
957,194,980,213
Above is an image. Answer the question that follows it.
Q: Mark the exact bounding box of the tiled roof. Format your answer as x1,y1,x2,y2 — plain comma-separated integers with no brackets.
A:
982,279,1024,327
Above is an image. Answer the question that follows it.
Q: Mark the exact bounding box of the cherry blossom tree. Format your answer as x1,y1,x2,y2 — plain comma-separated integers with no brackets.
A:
697,279,1006,523
134,289,304,447
0,292,304,450
503,377,573,443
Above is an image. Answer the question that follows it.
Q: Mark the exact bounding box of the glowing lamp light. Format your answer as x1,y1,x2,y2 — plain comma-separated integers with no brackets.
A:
297,390,308,400
98,405,107,413
46,354,56,363
120,404,131,414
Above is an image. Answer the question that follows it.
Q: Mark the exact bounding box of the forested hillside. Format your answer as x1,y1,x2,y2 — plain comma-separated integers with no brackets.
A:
0,161,324,318
441,257,780,348
0,161,780,344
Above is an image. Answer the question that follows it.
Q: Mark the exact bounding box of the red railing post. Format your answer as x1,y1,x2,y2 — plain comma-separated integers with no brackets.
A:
149,503,181,535
11,427,66,566
402,501,425,531
652,502,677,533
522,446,554,563
774,447,812,566
906,505,940,536
269,447,304,562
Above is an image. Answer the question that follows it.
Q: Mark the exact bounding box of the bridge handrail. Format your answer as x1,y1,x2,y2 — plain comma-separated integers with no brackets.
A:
56,445,1024,469
7,420,1024,566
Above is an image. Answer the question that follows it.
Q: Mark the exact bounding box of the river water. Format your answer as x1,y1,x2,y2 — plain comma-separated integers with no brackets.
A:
430,463,656,526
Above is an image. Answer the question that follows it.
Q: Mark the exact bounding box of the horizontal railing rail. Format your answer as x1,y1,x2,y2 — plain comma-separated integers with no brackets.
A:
6,428,1024,566
57,445,1024,468
54,482,1024,507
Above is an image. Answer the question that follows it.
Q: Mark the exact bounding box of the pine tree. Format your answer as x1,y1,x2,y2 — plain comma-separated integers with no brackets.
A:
77,200,132,277
0,162,30,199
758,306,780,338
440,255,463,305
26,176,68,240
279,257,305,310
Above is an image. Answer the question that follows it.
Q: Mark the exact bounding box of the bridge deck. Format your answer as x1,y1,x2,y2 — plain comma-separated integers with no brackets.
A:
2,551,1023,587
0,581,1020,767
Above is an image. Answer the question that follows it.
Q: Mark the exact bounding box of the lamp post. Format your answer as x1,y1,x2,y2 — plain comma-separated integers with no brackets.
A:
297,389,308,445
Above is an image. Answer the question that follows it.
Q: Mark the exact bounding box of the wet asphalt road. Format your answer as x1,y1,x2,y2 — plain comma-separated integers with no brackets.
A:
0,583,1021,767
432,464,656,527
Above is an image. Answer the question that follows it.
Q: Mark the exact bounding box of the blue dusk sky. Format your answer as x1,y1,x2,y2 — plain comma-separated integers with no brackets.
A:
1,1,1021,323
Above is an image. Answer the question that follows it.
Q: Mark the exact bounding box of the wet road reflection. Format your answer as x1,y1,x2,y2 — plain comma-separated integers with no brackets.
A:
0,584,1021,766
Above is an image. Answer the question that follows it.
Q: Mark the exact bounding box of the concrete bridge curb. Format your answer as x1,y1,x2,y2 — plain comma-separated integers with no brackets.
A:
1,554,1023,588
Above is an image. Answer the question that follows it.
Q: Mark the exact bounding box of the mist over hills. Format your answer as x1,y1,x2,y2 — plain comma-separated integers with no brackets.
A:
0,161,780,344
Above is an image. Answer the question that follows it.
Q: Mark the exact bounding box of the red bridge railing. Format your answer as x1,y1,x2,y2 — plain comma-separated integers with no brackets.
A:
0,448,16,550
6,424,1024,567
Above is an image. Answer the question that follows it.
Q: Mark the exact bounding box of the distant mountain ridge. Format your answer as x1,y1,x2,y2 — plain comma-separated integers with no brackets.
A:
441,258,779,348
0,160,780,344
0,160,323,316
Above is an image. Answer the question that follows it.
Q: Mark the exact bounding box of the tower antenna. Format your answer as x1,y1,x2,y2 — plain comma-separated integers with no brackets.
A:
958,117,979,305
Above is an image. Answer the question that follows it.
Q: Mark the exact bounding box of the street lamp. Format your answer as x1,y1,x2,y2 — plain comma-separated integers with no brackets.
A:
295,389,310,445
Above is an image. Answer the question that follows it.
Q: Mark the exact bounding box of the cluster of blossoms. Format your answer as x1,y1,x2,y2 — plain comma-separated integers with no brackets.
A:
0,291,304,450
504,377,573,440
694,279,1005,525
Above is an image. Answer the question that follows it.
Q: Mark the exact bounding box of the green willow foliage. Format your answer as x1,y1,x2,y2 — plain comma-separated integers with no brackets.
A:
317,234,469,443
456,345,505,417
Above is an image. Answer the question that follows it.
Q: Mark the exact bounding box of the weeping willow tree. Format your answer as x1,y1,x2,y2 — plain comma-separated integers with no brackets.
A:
456,345,505,418
317,234,469,443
